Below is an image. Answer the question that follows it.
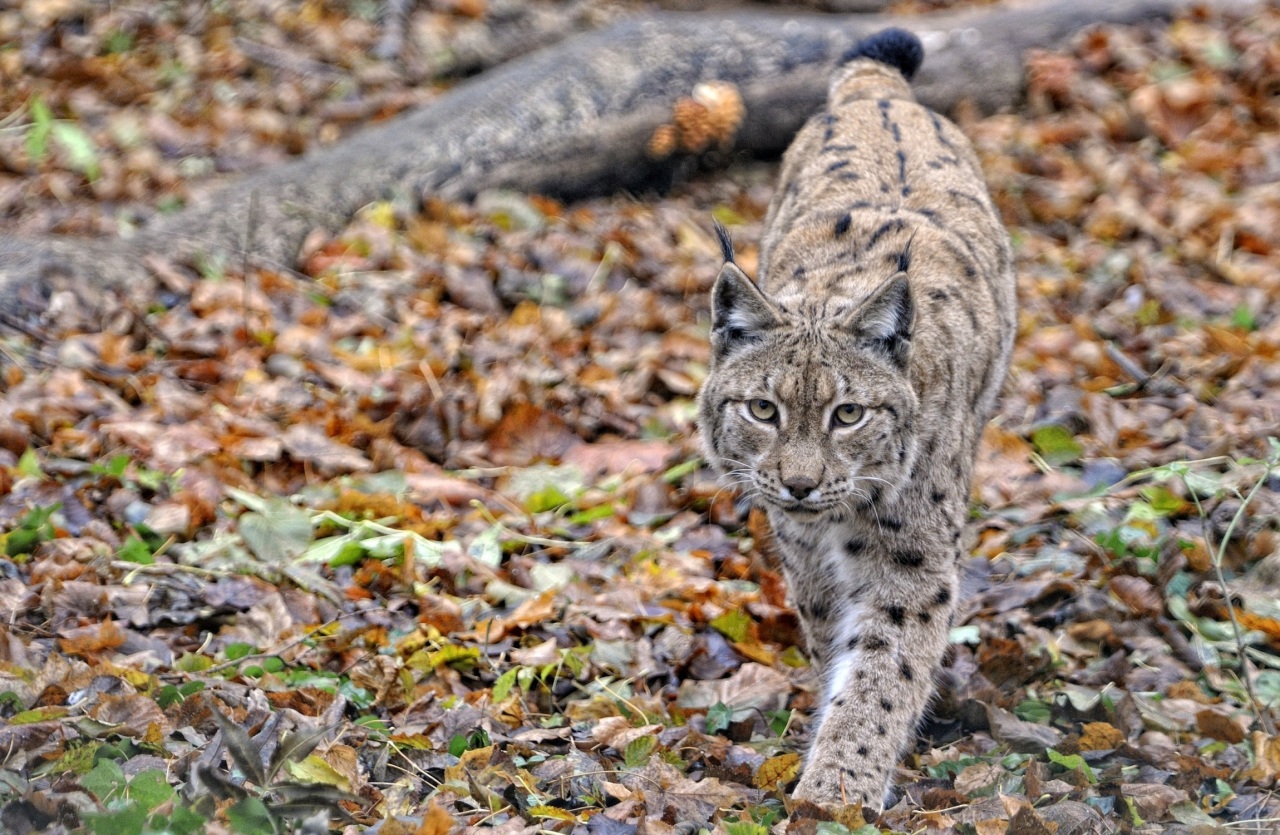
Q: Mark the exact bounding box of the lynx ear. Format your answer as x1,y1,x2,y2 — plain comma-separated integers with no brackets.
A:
710,262,782,360
843,272,914,369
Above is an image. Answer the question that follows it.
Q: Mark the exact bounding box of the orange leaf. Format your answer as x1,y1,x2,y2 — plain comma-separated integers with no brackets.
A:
755,752,800,791
415,798,457,835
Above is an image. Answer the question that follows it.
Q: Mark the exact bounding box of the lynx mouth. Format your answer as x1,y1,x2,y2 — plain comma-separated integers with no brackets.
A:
776,498,839,516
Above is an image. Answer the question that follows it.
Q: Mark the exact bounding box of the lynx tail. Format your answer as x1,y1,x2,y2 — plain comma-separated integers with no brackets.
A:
840,28,924,81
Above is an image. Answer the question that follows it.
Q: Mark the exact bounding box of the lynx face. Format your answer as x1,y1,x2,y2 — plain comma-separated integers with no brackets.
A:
698,268,922,518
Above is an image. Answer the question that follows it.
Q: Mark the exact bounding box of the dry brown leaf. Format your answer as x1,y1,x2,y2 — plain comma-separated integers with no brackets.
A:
90,692,170,738
1121,783,1188,822
1108,574,1164,618
1195,708,1246,743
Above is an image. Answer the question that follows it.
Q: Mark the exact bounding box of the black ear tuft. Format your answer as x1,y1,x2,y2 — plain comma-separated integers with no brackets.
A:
895,235,914,274
844,272,914,369
840,28,924,81
713,220,736,264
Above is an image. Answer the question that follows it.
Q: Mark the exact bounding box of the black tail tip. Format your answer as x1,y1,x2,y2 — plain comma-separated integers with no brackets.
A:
841,28,924,81
712,219,735,263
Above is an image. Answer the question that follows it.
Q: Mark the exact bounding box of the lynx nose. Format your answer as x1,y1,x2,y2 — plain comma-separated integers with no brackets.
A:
783,476,818,500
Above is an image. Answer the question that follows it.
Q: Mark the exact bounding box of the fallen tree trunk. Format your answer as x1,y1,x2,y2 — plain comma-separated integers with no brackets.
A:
0,0,1256,320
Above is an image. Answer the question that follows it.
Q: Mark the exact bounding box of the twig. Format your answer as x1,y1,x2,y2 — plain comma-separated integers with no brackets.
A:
1105,342,1150,387
1187,458,1279,736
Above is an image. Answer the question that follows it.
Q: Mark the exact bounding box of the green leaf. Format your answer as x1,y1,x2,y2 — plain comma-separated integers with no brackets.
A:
526,484,572,513
1031,425,1082,466
26,97,52,164
1231,303,1256,331
226,796,276,835
705,702,733,735
491,668,520,702
155,685,182,709
814,824,856,835
448,734,468,757
81,758,128,803
82,804,148,835
725,822,768,835
16,447,43,478
567,503,615,525
6,503,59,556
710,609,752,643
163,803,210,835
127,769,173,811
51,120,100,180
1046,748,1097,784
766,709,791,737
224,643,256,661
623,735,657,769
661,457,701,484
1013,699,1051,724
117,536,154,565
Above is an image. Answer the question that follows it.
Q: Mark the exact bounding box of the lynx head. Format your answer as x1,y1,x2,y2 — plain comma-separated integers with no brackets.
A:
697,231,921,518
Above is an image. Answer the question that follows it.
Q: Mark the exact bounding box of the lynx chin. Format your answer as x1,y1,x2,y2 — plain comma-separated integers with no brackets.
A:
697,27,1015,810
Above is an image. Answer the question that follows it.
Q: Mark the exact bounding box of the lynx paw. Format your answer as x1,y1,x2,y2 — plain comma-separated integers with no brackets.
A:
793,761,888,812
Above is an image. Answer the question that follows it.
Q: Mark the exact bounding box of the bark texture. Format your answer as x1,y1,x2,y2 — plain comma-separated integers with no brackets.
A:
0,0,1257,319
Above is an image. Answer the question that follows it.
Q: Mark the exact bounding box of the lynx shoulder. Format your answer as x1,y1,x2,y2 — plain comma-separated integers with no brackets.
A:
697,27,1015,809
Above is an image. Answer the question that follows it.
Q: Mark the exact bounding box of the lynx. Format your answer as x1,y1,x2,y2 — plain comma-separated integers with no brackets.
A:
698,29,1015,809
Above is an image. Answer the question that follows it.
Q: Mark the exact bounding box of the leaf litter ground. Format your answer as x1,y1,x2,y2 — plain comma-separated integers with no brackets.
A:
2,2,1280,834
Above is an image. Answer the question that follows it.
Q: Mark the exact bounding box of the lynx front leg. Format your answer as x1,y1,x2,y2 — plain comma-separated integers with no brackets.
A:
793,576,955,811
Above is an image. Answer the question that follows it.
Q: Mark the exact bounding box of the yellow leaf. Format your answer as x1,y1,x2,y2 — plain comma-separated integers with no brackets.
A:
528,806,578,822
731,638,777,665
285,754,352,792
754,752,800,791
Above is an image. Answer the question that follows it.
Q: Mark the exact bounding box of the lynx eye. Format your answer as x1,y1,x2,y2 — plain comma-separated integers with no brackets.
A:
747,399,778,423
832,403,865,427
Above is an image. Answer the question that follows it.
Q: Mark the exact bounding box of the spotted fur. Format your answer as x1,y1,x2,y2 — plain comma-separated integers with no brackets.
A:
697,28,1014,810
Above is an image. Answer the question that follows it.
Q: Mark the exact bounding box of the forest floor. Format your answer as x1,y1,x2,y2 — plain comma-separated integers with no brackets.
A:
2,1,1280,834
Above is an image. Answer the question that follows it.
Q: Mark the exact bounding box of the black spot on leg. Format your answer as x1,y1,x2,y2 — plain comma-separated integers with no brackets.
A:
931,490,946,504
900,660,914,681
885,605,905,625
857,745,868,756
864,635,888,652
881,516,903,531
827,159,850,172
835,214,852,237
846,634,861,651
845,538,866,556
935,587,952,606
891,550,924,568
834,697,847,707
918,610,932,624
881,698,893,712
877,725,886,736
